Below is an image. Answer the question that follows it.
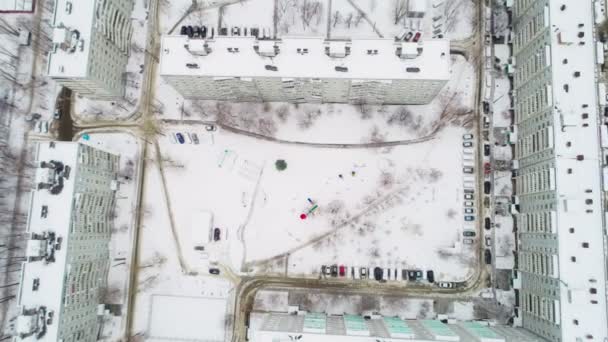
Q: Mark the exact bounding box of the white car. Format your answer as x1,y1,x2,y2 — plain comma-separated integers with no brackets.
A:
464,201,475,207
438,282,453,288
462,134,473,140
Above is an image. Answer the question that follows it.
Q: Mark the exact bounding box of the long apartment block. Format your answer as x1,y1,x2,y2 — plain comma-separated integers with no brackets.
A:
510,0,608,341
13,142,119,342
160,35,450,105
47,0,134,99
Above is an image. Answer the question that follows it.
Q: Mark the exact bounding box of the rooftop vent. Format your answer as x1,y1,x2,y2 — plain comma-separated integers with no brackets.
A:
265,65,278,71
335,66,348,72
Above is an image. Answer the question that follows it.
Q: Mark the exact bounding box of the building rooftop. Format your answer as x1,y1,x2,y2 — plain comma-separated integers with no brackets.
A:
15,142,79,342
546,0,608,340
47,0,94,78
0,0,34,12
160,35,451,81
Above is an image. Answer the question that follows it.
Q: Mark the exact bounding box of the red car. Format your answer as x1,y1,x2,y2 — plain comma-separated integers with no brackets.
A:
484,162,491,175
339,265,346,277
412,32,422,42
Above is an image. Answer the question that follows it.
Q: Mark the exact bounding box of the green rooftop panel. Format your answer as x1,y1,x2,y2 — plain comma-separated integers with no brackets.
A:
303,313,326,331
344,314,368,332
383,317,413,335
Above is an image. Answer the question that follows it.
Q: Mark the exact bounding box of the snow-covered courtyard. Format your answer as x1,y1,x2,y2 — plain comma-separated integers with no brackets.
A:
158,121,478,282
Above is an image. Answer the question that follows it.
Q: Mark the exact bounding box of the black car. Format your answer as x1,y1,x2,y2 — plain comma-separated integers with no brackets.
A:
463,230,476,237
374,267,383,281
482,101,490,114
180,26,188,35
194,26,201,37
401,269,408,280
201,25,207,38
213,228,221,241
331,265,338,277
426,270,435,283
484,144,490,156
186,25,194,38
209,268,220,275
484,217,491,230
484,181,491,195
484,249,492,264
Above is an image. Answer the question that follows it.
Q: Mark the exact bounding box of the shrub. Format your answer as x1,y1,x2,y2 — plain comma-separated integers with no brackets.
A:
275,159,287,171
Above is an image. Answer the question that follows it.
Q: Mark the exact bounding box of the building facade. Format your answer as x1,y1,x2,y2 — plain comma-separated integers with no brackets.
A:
160,36,450,105
47,0,134,99
511,0,608,341
13,142,119,342
248,311,543,342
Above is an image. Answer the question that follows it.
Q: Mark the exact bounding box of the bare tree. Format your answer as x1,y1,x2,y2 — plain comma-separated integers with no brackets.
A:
332,11,342,28
392,0,408,25
299,0,323,29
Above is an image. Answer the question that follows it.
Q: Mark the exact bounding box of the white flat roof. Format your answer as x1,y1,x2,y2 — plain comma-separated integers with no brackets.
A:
16,142,79,342
0,0,34,11
47,0,94,78
547,0,608,340
160,35,451,81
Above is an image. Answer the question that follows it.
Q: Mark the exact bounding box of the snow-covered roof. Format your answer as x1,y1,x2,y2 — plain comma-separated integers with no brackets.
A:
47,0,94,78
408,0,426,13
0,0,34,12
546,0,608,339
160,35,451,81
15,142,79,342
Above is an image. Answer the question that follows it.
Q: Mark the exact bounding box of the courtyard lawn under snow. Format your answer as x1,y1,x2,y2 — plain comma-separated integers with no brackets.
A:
159,123,478,282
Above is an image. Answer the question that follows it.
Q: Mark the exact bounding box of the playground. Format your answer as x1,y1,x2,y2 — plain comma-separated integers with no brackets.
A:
159,124,477,282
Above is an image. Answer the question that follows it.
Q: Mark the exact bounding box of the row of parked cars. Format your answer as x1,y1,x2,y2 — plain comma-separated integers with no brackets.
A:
462,134,476,224
320,265,455,288
396,30,422,42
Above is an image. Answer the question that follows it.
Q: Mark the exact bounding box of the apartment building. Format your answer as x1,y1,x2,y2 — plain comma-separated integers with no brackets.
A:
160,36,450,105
13,142,119,342
510,0,608,341
248,311,543,342
47,0,134,99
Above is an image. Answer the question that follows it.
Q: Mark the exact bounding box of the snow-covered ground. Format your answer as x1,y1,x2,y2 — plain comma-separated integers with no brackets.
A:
74,130,143,341
130,147,235,340
157,122,477,282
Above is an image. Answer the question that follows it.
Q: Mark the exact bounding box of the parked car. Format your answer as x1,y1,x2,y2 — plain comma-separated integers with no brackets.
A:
53,109,61,120
484,249,492,264
412,32,422,42
483,196,490,208
483,116,490,129
484,144,490,156
464,201,474,207
360,267,368,279
464,208,474,214
485,217,491,230
464,193,474,200
205,124,217,132
463,167,474,174
463,230,476,237
339,265,346,277
465,215,475,221
331,265,338,277
374,267,383,281
438,282,453,288
213,228,221,241
463,141,473,148
485,236,492,247
404,31,414,41
176,133,185,144
484,162,492,174
484,181,491,194
325,266,332,276
464,188,475,194
463,134,473,140
463,238,474,245
209,268,220,275
191,133,200,144
385,268,391,280
483,101,490,114
426,270,435,283
321,265,327,275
